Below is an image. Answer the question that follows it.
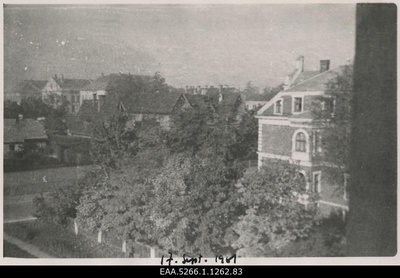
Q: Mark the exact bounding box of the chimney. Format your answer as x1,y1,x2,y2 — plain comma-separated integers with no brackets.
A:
320,60,330,73
296,55,304,72
219,84,223,92
54,74,58,79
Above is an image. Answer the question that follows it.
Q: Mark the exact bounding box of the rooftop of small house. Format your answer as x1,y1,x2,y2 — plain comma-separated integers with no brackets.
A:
52,75,91,90
81,73,153,92
4,117,48,143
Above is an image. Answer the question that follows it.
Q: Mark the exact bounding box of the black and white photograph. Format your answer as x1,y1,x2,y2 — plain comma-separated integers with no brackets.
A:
1,1,397,265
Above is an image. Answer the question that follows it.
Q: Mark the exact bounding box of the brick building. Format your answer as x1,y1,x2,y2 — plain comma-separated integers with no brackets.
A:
256,58,349,217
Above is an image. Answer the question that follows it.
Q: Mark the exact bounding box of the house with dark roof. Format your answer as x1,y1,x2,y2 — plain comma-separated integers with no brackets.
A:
79,73,154,108
4,115,48,159
5,79,47,103
41,74,91,114
256,57,350,217
68,90,191,138
184,85,245,119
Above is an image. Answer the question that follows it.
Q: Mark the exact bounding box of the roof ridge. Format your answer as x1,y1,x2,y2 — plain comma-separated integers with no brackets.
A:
284,66,342,92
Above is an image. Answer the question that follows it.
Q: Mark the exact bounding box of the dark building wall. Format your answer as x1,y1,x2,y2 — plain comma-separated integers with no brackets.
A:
282,95,292,115
346,4,397,256
261,124,293,156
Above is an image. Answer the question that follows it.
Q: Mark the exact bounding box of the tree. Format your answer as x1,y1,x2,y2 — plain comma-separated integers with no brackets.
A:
230,160,318,257
242,81,260,95
150,154,244,255
33,169,99,226
262,84,284,100
4,100,23,119
312,65,353,174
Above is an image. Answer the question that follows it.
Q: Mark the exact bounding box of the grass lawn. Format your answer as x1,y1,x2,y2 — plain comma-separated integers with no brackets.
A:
4,220,125,258
3,241,37,258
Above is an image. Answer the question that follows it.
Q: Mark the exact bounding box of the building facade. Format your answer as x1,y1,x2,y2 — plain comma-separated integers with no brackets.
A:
257,58,349,217
41,74,91,114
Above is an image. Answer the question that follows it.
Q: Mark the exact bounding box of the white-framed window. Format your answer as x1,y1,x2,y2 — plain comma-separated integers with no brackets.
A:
292,129,310,161
343,173,350,201
274,99,283,114
312,131,322,154
293,96,303,113
295,132,307,152
312,171,322,193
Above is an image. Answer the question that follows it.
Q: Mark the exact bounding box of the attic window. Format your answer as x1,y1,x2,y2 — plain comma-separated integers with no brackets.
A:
293,97,303,113
274,99,283,114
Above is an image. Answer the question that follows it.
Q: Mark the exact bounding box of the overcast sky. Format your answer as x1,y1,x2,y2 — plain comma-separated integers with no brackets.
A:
4,4,356,91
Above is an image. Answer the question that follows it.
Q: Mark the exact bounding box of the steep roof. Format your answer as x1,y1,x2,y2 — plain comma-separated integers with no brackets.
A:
81,74,153,91
13,80,47,95
123,91,183,115
185,94,213,110
208,91,242,115
67,100,100,137
54,78,91,90
291,71,321,86
284,66,345,92
4,119,48,143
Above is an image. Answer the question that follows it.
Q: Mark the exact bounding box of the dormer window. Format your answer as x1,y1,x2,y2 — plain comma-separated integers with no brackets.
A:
293,97,303,112
274,99,283,114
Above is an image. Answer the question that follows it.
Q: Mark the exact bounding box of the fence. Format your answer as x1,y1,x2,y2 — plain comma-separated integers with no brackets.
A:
66,218,166,258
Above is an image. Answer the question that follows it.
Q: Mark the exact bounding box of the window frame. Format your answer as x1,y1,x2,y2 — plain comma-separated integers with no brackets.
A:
292,96,304,113
343,173,350,201
295,132,307,152
292,129,310,161
274,98,283,115
312,171,322,193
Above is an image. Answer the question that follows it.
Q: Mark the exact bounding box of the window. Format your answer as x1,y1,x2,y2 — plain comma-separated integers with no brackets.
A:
295,132,307,152
275,99,282,114
293,97,303,112
313,131,322,154
312,171,321,193
344,173,350,200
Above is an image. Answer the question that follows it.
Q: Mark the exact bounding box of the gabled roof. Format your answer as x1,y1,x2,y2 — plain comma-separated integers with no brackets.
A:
208,91,242,115
81,74,153,92
291,71,321,86
67,100,100,137
283,66,345,93
184,94,212,110
123,91,184,115
54,78,91,90
13,80,47,95
4,119,48,143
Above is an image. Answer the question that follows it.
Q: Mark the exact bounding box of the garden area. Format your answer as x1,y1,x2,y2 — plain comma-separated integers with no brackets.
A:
4,220,125,258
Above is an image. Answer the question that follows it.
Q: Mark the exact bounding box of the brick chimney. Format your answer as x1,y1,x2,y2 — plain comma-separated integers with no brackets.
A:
320,60,330,73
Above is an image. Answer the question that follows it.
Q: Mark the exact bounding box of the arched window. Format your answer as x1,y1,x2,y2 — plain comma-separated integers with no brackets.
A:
295,132,307,152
